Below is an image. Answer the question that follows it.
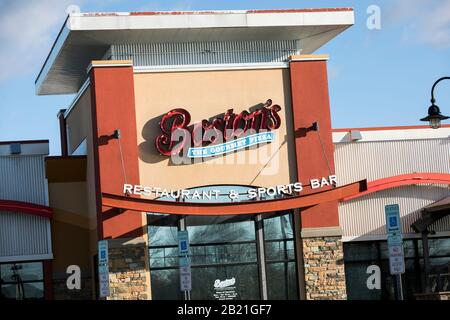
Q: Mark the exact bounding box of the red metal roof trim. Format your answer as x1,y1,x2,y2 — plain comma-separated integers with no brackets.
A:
0,199,53,219
246,8,354,13
333,124,450,132
80,8,354,17
343,173,450,201
130,8,353,16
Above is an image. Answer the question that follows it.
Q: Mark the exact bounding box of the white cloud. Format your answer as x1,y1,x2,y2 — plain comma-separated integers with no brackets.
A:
0,0,84,82
387,0,450,48
0,0,198,83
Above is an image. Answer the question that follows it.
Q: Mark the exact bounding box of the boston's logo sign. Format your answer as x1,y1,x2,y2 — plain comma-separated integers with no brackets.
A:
155,99,281,158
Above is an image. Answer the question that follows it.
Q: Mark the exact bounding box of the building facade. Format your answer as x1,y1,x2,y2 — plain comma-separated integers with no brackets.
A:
334,127,450,299
3,8,446,300
0,140,53,299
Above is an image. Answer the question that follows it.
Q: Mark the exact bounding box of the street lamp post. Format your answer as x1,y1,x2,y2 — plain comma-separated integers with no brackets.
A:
420,77,450,129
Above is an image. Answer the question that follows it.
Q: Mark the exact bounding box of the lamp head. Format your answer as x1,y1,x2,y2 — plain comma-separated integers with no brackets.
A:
420,103,449,129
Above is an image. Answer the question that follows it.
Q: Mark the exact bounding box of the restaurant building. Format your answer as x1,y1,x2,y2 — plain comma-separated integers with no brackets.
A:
0,140,53,299
12,8,449,300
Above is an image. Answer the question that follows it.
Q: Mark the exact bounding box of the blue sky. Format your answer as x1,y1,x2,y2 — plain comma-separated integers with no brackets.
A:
0,0,449,155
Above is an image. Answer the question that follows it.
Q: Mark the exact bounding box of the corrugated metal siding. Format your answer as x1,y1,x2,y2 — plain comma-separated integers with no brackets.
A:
339,185,450,239
334,139,450,239
0,212,51,258
0,154,51,259
110,40,300,67
0,155,48,205
334,139,450,186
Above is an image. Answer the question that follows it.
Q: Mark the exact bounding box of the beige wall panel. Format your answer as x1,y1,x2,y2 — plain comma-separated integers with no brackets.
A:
51,217,91,273
66,90,91,154
134,68,297,195
48,182,88,218
63,87,99,287
65,87,98,227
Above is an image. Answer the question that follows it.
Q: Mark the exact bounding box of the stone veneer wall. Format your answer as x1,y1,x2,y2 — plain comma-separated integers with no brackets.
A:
415,292,450,300
302,236,347,300
107,238,150,300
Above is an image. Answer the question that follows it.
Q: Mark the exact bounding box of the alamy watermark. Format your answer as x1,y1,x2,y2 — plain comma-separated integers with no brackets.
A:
66,265,81,290
366,265,381,290
367,5,381,30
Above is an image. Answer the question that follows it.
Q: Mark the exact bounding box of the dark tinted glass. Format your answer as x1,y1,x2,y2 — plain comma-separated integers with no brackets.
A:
266,262,298,300
150,269,182,300
190,264,260,300
0,262,43,282
1,283,44,300
187,218,256,244
344,242,379,262
263,213,293,240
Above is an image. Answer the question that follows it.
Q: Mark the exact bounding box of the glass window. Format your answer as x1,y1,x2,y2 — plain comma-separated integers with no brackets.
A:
0,262,44,300
418,238,450,257
148,225,178,247
0,262,43,282
189,243,257,266
344,261,384,300
150,269,182,300
403,259,422,300
263,213,293,241
430,238,450,256
264,213,298,300
191,264,260,300
343,239,435,300
265,240,296,261
147,185,299,301
186,215,260,300
148,214,261,300
149,247,179,268
344,242,379,262
148,217,179,270
380,240,415,259
266,262,298,300
187,217,256,244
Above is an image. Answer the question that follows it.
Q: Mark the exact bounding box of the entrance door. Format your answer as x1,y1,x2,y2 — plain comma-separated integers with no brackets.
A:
147,185,299,300
185,215,260,300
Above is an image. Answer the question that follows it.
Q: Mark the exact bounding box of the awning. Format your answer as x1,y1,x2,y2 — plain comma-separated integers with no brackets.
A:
102,179,366,215
411,196,450,233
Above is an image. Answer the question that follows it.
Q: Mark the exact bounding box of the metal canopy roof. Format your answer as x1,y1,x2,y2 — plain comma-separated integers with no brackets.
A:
423,196,450,213
35,8,354,96
411,196,450,233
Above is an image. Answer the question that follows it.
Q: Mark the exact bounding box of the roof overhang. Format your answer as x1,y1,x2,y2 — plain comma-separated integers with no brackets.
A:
35,8,354,95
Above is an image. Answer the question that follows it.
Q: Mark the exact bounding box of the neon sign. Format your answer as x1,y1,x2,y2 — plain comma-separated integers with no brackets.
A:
155,99,281,157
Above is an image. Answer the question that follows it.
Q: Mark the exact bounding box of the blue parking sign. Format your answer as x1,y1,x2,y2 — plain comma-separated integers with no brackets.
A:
180,240,188,252
389,216,398,228
178,230,190,254
385,204,402,234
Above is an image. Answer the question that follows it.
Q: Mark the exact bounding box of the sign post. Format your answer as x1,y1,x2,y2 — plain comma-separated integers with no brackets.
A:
98,240,110,298
385,204,405,300
178,230,191,299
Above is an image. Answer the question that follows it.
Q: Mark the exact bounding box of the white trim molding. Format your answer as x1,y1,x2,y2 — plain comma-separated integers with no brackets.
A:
134,62,289,74
0,254,54,263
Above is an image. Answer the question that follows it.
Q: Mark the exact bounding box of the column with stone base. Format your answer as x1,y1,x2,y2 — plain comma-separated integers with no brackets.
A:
105,238,151,300
289,55,348,300
301,233,347,300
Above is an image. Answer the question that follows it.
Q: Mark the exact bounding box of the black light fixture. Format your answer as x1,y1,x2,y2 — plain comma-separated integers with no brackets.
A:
420,77,450,129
